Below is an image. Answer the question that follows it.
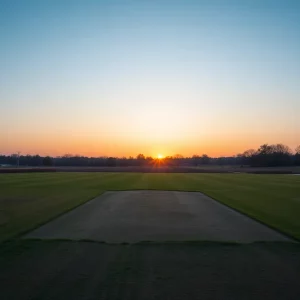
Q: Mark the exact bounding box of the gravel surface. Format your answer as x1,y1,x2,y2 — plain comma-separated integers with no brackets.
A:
24,191,291,243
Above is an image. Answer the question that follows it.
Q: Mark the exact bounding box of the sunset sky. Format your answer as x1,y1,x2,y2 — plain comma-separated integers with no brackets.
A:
1,0,299,157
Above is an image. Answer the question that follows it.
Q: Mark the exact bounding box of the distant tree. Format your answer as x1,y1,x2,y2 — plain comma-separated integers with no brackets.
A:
163,156,174,166
106,157,117,167
118,157,128,167
217,157,225,166
136,154,145,160
192,155,200,166
173,154,183,166
295,145,300,166
1,143,297,169
11,153,19,167
271,144,292,166
43,156,53,166
253,143,292,167
174,154,183,159
243,149,256,157
241,149,256,165
273,144,291,155
200,154,210,165
136,154,146,166
146,156,153,165
235,154,244,166
257,144,273,155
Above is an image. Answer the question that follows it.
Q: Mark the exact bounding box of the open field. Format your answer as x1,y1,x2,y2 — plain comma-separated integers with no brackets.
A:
1,240,300,300
1,172,300,300
1,172,300,241
1,165,300,173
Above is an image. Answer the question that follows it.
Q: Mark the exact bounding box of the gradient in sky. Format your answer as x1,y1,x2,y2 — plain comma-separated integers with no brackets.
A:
1,0,299,157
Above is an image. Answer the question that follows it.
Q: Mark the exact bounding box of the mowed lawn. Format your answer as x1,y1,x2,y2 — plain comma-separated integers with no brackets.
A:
0,172,300,241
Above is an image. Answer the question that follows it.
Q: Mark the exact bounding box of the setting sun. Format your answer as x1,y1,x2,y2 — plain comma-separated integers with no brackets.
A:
157,154,164,159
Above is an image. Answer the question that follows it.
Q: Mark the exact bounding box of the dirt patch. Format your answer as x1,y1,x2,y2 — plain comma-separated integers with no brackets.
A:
24,191,291,243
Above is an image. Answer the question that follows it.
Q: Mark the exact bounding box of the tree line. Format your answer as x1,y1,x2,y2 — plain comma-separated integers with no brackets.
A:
1,143,299,167
237,144,300,167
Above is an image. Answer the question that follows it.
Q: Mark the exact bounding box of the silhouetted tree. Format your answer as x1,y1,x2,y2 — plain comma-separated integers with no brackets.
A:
217,157,226,166
192,155,200,166
0,143,298,168
136,154,146,166
295,145,300,166
146,156,153,165
43,156,53,166
106,157,117,166
251,143,292,167
136,154,145,160
241,149,256,165
173,154,183,166
200,154,210,165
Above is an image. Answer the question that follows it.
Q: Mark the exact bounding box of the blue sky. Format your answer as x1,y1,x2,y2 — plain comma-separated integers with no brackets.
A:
0,0,299,156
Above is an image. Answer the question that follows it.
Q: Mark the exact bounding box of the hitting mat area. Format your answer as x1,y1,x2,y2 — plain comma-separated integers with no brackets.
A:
24,191,291,243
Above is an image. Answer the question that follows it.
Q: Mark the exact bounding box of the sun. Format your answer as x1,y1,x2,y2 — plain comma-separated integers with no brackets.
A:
157,154,164,159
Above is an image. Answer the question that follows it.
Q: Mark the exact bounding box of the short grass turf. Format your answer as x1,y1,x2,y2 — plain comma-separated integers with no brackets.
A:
0,173,300,241
1,240,300,300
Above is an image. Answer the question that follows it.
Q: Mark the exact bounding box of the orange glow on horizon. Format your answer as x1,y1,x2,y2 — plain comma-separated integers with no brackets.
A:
1,128,299,158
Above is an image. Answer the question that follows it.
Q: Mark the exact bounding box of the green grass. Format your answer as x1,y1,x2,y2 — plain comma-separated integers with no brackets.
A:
0,172,300,241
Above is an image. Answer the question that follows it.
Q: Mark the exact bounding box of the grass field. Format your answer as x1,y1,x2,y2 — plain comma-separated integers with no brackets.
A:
0,172,300,242
1,240,300,300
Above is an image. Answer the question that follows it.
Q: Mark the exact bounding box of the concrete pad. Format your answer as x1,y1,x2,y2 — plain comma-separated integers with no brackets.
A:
24,191,292,243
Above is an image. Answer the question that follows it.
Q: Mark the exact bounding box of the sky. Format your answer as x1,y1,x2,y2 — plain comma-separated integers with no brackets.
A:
0,0,299,157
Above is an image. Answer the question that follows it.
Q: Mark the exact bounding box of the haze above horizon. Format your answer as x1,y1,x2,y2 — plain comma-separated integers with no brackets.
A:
1,0,299,157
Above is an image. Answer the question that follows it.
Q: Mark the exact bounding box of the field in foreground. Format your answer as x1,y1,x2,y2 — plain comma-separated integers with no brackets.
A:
1,240,300,300
1,173,300,300
0,172,300,241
